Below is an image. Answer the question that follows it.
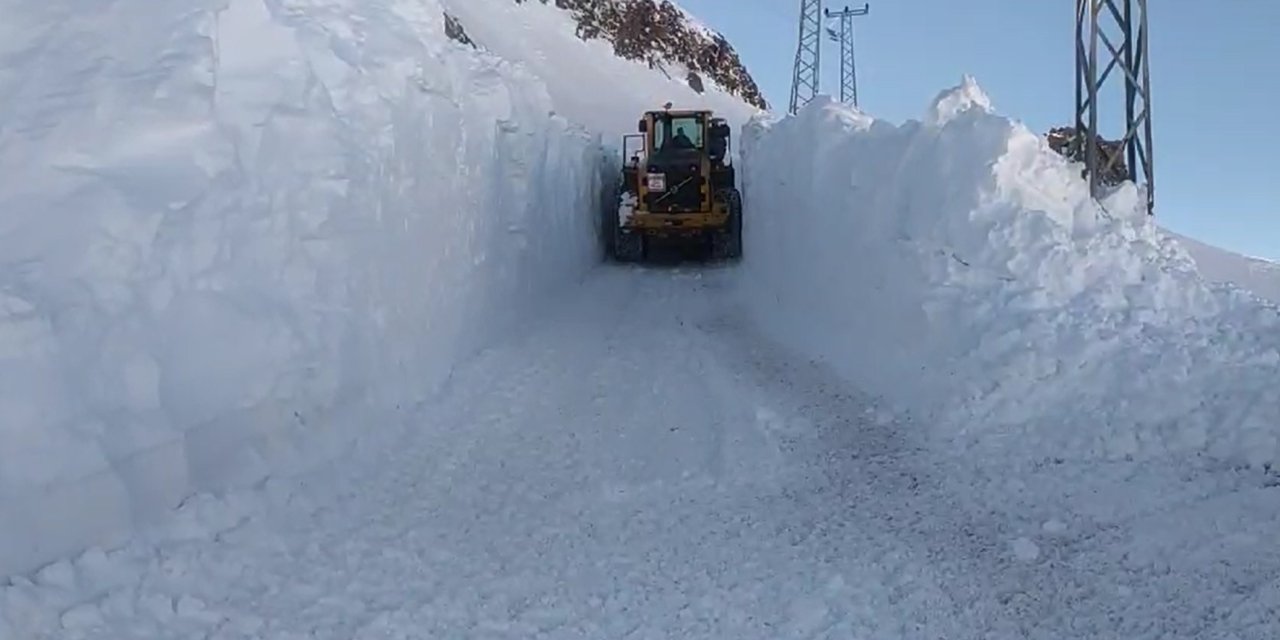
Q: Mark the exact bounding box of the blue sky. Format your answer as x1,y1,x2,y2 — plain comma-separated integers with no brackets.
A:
678,0,1280,260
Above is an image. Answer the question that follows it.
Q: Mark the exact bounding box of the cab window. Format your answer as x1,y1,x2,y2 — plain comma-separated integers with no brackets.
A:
654,115,704,151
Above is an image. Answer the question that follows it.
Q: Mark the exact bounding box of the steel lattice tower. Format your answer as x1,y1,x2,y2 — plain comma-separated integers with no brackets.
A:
1075,0,1155,215
789,0,823,114
825,4,869,107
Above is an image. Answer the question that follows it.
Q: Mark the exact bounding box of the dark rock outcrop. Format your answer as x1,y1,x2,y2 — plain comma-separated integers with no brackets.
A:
444,12,476,48
686,71,704,94
1047,126,1130,186
514,0,767,110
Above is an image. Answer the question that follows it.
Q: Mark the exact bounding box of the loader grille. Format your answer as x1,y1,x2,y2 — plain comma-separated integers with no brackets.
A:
645,168,703,213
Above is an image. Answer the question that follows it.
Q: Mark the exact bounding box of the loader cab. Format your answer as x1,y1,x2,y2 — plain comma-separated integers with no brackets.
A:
639,110,711,152
637,111,731,163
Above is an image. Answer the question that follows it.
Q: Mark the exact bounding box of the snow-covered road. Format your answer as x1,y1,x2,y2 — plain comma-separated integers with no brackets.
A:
4,266,1278,639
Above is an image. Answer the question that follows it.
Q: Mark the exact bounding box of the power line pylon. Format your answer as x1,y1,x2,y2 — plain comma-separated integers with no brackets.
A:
789,0,823,114
1075,0,1155,215
825,4,869,107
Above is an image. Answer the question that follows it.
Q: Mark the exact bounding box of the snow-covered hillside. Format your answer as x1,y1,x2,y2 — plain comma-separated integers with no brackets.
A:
441,0,761,135
740,80,1280,472
525,0,765,108
0,0,757,577
1172,232,1280,305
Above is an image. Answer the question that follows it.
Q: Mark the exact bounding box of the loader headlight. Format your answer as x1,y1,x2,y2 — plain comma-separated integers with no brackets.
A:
646,173,666,191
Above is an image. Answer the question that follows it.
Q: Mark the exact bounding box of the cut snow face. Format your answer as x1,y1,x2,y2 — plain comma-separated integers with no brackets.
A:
740,82,1280,472
0,0,767,580
0,0,630,577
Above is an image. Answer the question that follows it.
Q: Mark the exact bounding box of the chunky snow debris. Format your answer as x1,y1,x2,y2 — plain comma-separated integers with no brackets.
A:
739,85,1280,471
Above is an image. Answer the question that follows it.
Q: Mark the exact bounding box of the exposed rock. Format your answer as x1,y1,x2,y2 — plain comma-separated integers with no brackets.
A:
1047,126,1130,186
444,12,476,48
686,71,704,94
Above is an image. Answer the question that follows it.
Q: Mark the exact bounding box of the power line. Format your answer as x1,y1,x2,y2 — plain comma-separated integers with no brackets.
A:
825,4,869,107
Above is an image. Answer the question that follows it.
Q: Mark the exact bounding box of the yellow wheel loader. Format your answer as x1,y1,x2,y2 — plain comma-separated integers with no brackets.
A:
605,105,742,263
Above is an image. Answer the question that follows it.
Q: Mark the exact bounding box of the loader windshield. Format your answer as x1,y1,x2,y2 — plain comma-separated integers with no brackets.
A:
654,114,705,152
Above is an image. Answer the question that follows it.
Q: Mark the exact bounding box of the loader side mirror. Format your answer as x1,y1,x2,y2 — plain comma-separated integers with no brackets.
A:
638,119,648,133
622,134,645,166
709,136,727,162
708,121,730,161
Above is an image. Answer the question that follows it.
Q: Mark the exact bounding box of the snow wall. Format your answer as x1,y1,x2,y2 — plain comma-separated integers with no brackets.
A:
740,80,1280,472
0,0,608,577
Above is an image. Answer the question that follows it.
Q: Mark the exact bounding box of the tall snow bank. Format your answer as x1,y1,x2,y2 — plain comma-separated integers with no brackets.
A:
740,79,1280,471
0,0,605,577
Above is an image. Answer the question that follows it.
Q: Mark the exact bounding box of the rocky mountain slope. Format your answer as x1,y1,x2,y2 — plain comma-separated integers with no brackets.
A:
513,0,767,110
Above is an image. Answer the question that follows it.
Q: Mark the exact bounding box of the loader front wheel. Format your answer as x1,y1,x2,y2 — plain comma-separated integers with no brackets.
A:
710,188,743,261
614,228,645,263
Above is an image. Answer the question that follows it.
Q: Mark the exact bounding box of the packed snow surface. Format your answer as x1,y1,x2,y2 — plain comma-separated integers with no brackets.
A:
5,268,1278,639
740,84,1280,473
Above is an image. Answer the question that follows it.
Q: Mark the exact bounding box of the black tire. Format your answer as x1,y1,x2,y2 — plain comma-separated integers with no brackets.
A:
710,188,743,261
601,213,616,260
726,187,743,259
614,227,645,262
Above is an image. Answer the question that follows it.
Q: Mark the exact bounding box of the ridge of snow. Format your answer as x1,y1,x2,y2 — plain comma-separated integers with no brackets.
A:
740,84,1280,472
925,73,994,126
